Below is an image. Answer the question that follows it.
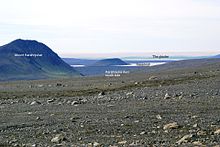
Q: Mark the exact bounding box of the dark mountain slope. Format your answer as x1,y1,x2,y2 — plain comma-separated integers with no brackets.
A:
0,39,81,81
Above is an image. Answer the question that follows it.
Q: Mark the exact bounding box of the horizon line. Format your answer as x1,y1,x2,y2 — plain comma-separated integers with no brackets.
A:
59,51,219,58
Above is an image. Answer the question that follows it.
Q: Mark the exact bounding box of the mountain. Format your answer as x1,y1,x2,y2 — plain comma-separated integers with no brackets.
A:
62,58,97,66
92,58,128,66
0,39,81,81
213,54,220,58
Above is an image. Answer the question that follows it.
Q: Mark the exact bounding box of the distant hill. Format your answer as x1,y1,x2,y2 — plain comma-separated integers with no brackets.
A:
0,39,81,81
92,58,128,66
213,54,220,58
137,58,220,74
62,58,97,66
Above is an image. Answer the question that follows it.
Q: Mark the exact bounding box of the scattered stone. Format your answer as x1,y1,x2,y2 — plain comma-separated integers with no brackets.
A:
125,115,133,118
118,140,127,144
134,82,139,85
174,92,184,99
9,139,18,144
126,92,134,96
152,130,156,134
93,142,100,147
193,141,205,146
13,143,19,147
163,122,179,130
142,96,148,100
134,120,140,123
149,76,157,80
190,93,198,98
156,114,162,120
47,99,55,104
80,99,87,103
88,143,93,147
56,83,62,87
66,100,71,104
176,134,193,144
23,143,37,147
164,93,171,99
37,84,44,88
197,130,206,136
214,129,220,135
70,116,80,122
52,144,64,147
51,134,66,143
191,115,198,119
178,94,183,99
107,104,114,107
30,101,41,105
140,131,146,135
193,123,198,128
98,91,105,96
71,101,79,105
36,117,41,120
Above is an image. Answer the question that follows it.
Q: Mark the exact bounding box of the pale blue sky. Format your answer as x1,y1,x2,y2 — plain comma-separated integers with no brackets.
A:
0,0,220,57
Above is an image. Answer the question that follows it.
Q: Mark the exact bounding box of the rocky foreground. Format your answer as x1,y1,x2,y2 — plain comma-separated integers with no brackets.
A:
0,61,220,146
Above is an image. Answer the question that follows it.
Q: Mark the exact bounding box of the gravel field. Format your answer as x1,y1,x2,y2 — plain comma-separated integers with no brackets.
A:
0,59,220,146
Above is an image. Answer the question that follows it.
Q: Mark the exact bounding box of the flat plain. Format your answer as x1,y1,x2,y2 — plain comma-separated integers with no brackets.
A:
0,59,220,146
